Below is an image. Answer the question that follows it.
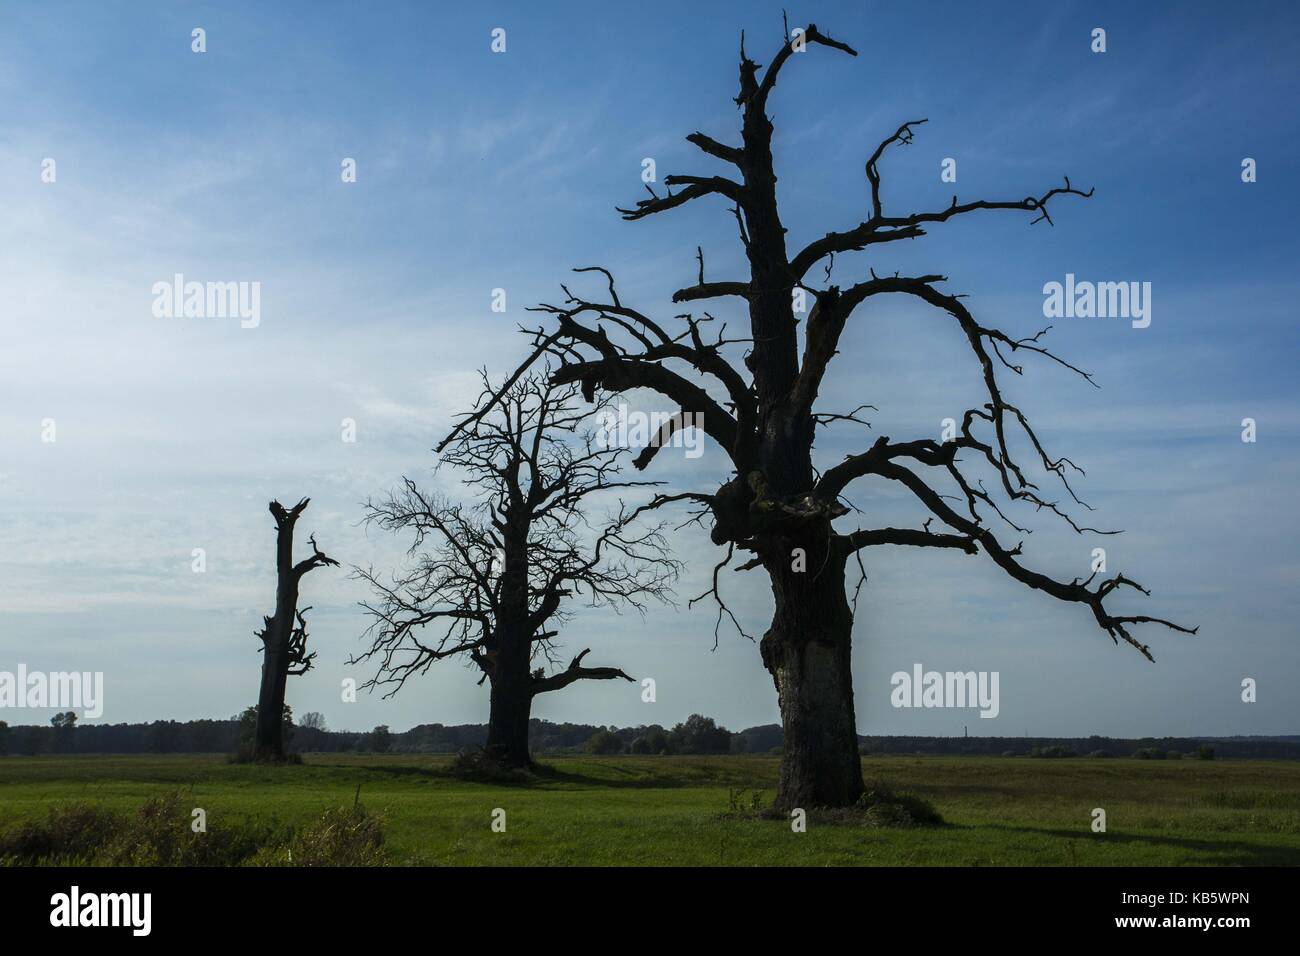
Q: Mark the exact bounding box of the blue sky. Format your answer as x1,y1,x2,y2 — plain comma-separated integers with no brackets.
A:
1,1,1297,738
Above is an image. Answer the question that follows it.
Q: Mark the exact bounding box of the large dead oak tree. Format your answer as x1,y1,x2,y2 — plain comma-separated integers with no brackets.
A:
252,498,338,761
447,23,1195,808
355,373,678,768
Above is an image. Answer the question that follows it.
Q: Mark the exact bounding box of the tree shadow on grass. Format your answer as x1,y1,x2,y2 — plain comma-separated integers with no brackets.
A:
974,822,1300,866
308,759,686,790
365,763,448,779
309,762,452,784
523,764,691,790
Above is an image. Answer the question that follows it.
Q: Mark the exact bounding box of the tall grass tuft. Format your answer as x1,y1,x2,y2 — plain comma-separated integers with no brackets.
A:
0,791,386,866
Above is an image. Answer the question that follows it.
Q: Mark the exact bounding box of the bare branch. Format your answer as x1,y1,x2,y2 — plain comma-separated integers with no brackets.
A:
532,647,635,695
686,131,743,165
869,458,1196,660
617,175,744,221
840,527,978,555
790,115,1094,280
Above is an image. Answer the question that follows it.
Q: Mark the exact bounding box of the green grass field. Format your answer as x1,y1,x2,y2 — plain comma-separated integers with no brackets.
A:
2,753,1298,865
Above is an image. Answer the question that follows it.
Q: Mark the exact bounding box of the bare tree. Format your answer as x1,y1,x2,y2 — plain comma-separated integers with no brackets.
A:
354,373,678,768
448,23,1195,807
252,498,338,761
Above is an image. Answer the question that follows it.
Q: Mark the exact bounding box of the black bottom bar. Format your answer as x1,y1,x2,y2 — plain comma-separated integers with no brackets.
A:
0,865,1278,940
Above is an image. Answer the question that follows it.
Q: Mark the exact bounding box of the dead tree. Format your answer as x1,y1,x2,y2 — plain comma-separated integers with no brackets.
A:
252,498,338,761
446,22,1195,807
353,372,678,768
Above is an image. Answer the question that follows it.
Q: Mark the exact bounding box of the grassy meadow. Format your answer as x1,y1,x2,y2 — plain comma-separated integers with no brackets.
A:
1,753,1298,866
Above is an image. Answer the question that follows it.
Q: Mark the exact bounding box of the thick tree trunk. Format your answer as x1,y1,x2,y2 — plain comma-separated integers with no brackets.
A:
484,519,536,769
483,625,535,767
253,578,297,761
253,645,287,760
760,534,864,809
484,678,534,768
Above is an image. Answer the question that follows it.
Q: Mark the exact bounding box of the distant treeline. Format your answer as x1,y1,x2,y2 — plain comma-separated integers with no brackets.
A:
858,735,1300,760
0,713,746,757
1,714,1297,759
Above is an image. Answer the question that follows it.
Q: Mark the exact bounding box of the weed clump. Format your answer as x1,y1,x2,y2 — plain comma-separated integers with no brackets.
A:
250,805,385,867
852,781,944,828
0,792,385,867
741,780,944,828
447,749,536,784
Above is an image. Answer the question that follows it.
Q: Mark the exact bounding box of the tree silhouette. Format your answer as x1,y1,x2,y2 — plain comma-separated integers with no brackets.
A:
355,372,678,768
251,499,337,761
452,22,1195,807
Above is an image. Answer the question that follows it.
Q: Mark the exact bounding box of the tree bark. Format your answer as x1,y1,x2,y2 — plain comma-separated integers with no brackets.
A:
484,671,534,768
253,648,288,760
483,522,536,768
483,619,535,767
253,516,299,761
760,530,864,809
